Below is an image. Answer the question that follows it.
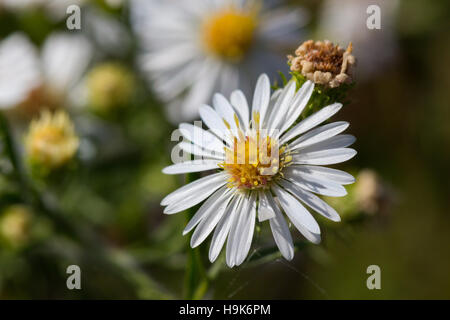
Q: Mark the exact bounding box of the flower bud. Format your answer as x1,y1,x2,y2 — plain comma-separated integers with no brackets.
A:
0,205,32,247
25,110,79,171
87,63,134,112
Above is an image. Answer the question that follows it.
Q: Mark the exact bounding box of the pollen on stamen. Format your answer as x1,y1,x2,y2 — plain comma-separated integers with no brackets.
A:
220,129,291,190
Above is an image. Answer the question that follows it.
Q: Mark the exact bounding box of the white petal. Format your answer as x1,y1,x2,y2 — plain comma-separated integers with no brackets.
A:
177,142,224,160
280,103,342,144
230,90,249,131
259,8,309,39
162,160,220,175
178,58,221,121
289,121,349,151
213,93,239,135
183,186,230,235
283,167,348,197
266,80,296,130
235,192,257,266
199,105,230,143
218,63,239,98
179,123,225,154
262,88,283,126
150,58,202,100
257,190,276,222
0,33,41,108
139,43,198,72
293,223,321,244
266,192,294,260
251,74,271,128
272,186,320,235
289,165,355,185
226,194,248,267
42,32,92,92
279,80,314,135
299,134,356,153
209,195,241,262
190,191,235,248
161,172,226,207
292,148,357,165
278,179,340,222
271,191,320,244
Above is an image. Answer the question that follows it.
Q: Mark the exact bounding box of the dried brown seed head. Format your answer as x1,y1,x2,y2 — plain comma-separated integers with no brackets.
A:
289,40,356,88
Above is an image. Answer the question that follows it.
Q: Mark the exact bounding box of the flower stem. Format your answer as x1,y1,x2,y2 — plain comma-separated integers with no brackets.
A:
183,172,209,300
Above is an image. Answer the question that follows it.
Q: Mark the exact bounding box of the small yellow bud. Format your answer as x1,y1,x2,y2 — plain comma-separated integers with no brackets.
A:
25,110,79,170
0,205,32,246
87,63,134,112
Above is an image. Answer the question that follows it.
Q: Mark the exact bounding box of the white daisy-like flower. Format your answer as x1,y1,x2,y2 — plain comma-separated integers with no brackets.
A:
0,32,92,113
161,74,357,267
130,0,307,122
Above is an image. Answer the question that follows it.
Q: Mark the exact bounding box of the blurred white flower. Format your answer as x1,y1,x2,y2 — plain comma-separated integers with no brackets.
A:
0,32,92,113
318,0,399,79
0,0,86,20
0,0,42,10
83,8,131,57
161,74,356,267
130,0,308,122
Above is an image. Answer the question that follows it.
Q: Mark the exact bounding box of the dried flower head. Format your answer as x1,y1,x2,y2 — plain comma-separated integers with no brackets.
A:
289,40,355,88
25,110,79,170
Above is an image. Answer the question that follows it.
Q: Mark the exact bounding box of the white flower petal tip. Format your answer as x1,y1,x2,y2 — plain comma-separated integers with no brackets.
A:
252,74,271,121
258,209,276,222
160,172,226,208
162,160,219,175
308,232,322,245
281,102,343,144
272,186,320,235
163,206,179,215
292,148,357,166
278,179,341,222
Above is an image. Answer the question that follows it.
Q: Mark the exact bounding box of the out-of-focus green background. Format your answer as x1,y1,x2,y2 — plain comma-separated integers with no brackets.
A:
0,0,449,299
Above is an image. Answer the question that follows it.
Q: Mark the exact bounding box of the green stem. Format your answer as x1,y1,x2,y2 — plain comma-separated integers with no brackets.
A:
183,172,209,300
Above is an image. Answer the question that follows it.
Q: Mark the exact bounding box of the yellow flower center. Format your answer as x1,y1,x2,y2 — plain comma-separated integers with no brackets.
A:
219,113,292,190
202,6,257,62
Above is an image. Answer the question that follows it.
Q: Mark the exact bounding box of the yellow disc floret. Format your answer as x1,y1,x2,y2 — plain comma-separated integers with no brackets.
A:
219,113,292,190
25,110,79,170
202,5,258,62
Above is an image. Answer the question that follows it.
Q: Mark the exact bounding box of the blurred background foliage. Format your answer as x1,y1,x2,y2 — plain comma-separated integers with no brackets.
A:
0,0,449,299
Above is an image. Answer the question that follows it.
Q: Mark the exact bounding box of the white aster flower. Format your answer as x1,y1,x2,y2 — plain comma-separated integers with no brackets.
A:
0,32,92,114
130,0,307,122
161,74,357,267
